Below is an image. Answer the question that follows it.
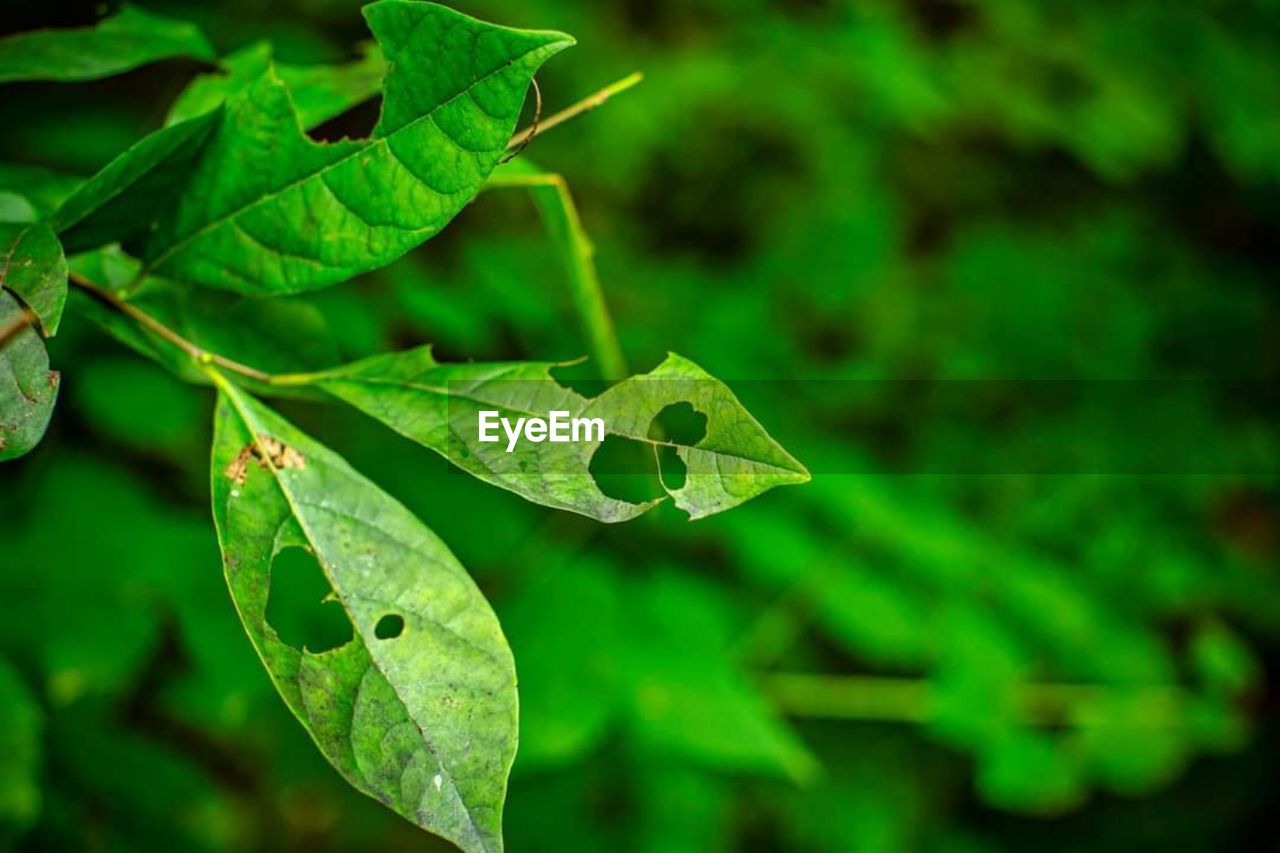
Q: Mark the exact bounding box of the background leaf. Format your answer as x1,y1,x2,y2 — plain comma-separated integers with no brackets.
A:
0,658,41,834
0,5,213,83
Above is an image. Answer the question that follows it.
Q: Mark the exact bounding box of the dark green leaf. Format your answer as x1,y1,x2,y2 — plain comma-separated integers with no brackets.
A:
0,223,67,335
0,5,213,83
0,291,59,461
50,115,220,254
0,164,84,220
210,378,517,852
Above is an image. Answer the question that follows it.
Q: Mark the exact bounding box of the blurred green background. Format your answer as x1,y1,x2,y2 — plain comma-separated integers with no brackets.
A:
2,0,1279,850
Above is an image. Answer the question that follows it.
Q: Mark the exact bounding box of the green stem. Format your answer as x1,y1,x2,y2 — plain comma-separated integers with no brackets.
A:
506,72,643,151
761,672,1188,729
485,171,628,380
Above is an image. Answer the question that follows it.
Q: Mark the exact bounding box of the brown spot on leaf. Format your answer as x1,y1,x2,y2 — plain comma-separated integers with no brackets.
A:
224,433,307,484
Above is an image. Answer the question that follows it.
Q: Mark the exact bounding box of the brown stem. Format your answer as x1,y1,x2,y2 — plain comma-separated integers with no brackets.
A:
0,305,35,350
70,272,274,383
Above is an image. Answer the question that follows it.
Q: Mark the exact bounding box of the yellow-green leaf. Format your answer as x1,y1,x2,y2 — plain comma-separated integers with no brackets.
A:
210,378,516,852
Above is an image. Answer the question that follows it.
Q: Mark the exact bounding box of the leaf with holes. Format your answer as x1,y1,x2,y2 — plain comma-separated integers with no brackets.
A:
51,0,572,295
305,348,809,521
210,377,516,852
0,5,213,83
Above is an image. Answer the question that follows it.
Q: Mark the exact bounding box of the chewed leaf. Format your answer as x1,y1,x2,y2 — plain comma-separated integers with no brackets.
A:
588,354,812,519
0,5,213,83
0,223,67,336
210,379,516,852
311,349,809,522
51,0,573,296
0,292,59,462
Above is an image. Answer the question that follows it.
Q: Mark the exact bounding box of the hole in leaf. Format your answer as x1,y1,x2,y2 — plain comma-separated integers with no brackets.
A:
308,95,382,142
588,435,662,504
548,363,610,399
656,444,687,490
375,614,405,640
648,402,707,446
266,547,353,653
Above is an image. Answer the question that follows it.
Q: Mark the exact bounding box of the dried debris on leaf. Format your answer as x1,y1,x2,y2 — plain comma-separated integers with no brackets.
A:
224,433,306,484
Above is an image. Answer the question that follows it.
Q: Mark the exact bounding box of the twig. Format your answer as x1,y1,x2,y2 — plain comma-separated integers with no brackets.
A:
507,71,643,151
485,171,628,380
70,273,274,383
0,305,35,351
501,77,542,163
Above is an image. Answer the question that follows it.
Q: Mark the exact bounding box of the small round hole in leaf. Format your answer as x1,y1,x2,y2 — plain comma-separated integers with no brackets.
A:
375,614,405,639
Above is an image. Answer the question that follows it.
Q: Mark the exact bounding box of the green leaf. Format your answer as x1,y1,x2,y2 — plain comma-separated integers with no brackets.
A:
310,349,809,521
210,377,517,852
0,223,64,461
165,41,386,129
50,115,220,254
0,223,67,336
54,1,572,295
0,291,59,461
0,5,214,83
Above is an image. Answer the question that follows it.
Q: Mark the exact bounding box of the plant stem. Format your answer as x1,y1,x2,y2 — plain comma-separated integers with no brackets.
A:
761,672,1188,729
507,71,644,151
485,172,628,380
70,273,275,383
0,305,35,350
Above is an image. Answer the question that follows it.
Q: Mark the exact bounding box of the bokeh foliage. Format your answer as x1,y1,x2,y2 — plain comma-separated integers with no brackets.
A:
2,0,1278,850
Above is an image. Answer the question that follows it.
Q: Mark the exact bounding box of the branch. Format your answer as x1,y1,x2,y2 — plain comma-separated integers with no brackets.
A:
484,171,628,380
70,273,274,383
0,304,35,351
507,71,643,151
761,672,1188,729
